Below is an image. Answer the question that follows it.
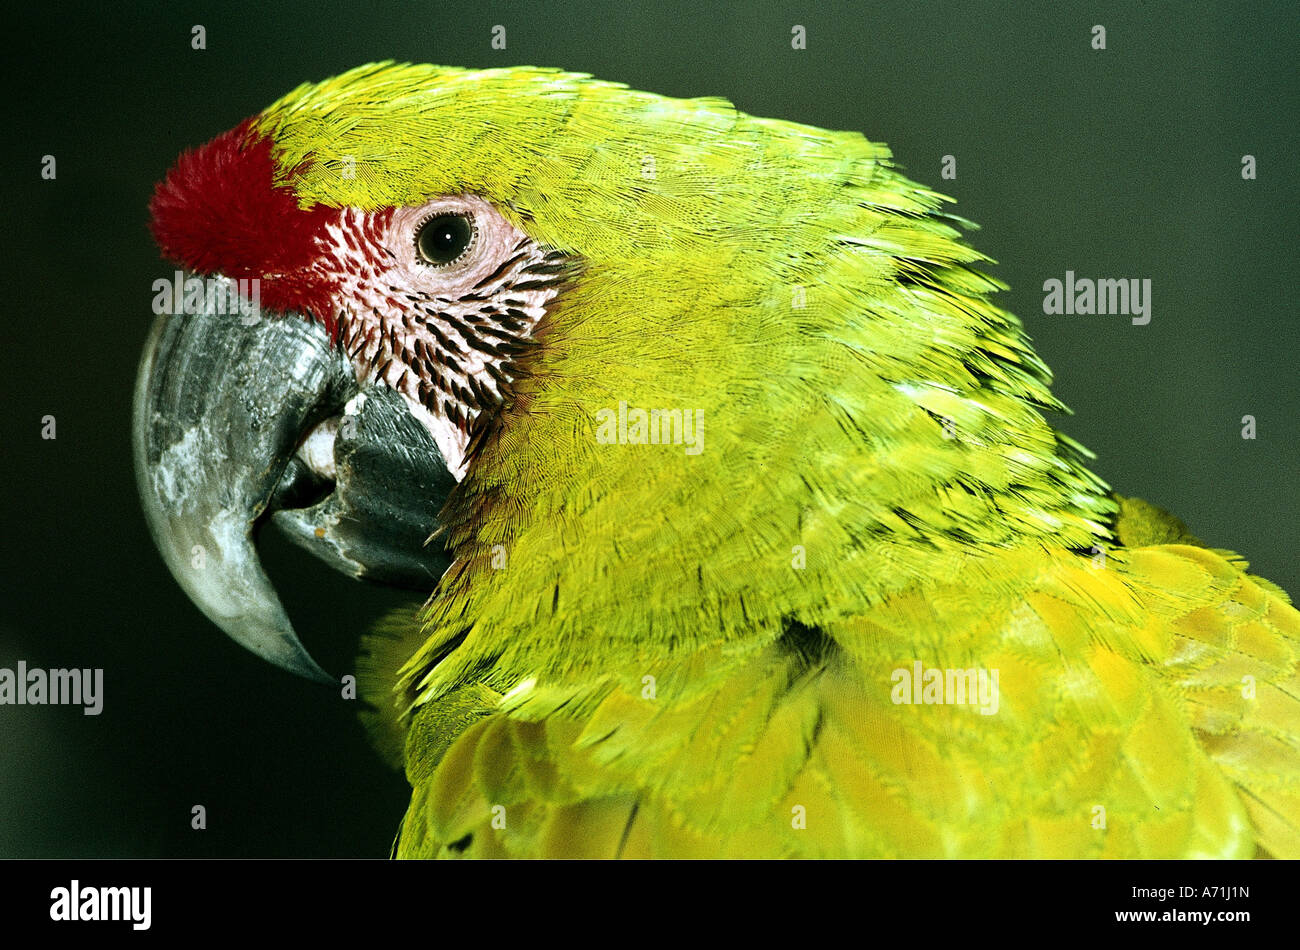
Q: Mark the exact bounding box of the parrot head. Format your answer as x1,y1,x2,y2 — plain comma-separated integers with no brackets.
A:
148,115,574,475
137,63,1114,701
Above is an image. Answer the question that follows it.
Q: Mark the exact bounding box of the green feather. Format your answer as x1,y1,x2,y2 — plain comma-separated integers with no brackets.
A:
251,64,1298,857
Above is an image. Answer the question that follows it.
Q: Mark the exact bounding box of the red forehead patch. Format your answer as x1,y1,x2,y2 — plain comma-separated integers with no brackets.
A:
148,117,342,326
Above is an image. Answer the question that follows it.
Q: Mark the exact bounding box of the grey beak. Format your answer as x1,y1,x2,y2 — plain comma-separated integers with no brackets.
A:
132,283,454,683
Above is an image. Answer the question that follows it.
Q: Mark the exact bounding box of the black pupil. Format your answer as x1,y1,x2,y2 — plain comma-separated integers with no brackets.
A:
417,214,473,264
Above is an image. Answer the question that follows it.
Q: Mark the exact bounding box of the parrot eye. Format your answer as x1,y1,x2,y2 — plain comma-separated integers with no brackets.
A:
415,213,476,266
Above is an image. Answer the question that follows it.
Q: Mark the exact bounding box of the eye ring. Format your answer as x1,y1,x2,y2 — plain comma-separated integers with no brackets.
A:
414,212,478,267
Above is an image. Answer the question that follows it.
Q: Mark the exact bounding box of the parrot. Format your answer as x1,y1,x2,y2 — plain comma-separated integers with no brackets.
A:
135,61,1300,858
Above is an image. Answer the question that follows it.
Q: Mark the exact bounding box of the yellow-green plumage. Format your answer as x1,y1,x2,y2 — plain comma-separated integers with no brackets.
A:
257,63,1299,857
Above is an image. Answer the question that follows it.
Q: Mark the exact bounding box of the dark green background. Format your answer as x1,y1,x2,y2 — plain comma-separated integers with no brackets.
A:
2,1,1296,856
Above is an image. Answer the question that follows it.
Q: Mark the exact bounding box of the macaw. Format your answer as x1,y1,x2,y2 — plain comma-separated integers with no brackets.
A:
135,62,1300,858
